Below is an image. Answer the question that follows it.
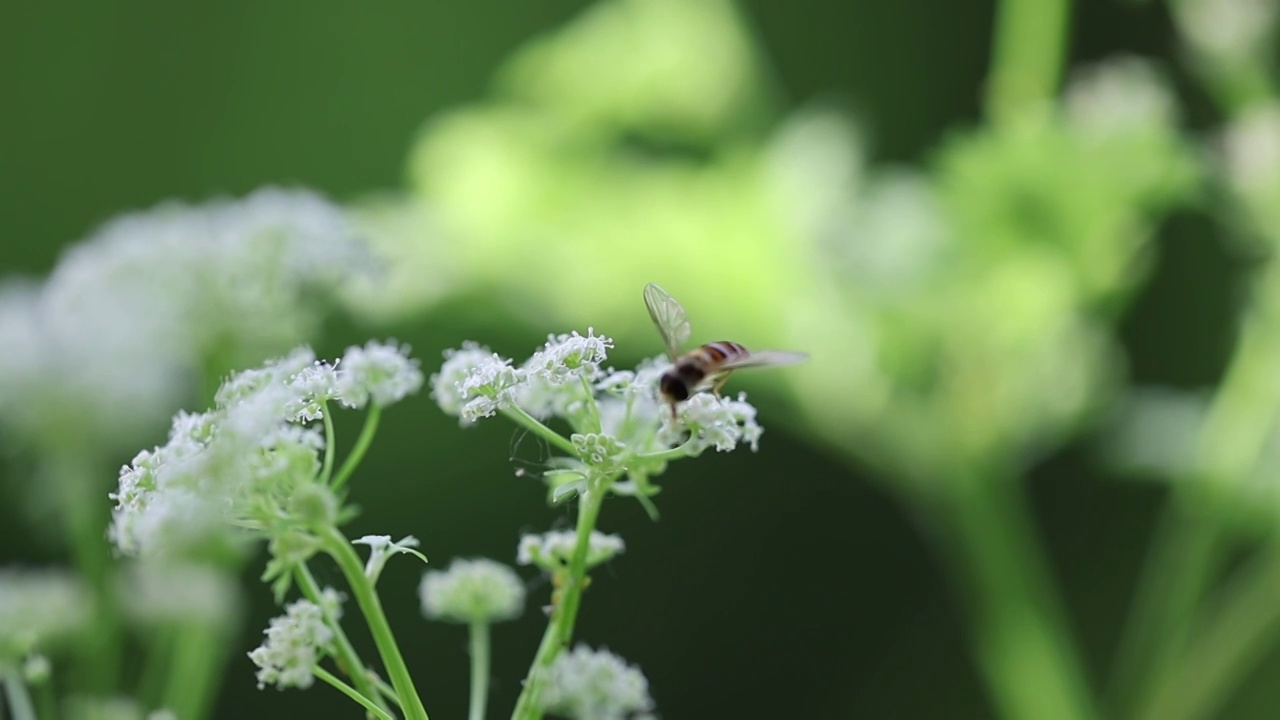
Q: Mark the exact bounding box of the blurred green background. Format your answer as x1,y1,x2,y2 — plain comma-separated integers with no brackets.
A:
0,1,1260,718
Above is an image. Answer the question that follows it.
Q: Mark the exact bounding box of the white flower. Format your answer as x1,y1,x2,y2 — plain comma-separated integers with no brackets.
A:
537,645,655,720
517,531,625,572
248,597,336,690
431,343,526,424
337,340,424,409
524,329,613,384
419,558,525,624
665,392,763,453
0,188,365,449
0,569,92,661
1222,105,1280,202
22,654,51,684
63,697,145,720
1174,0,1276,65
285,360,341,422
352,535,427,584
1064,57,1176,136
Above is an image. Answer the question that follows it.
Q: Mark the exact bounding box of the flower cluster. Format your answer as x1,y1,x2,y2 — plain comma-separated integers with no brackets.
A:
536,645,655,720
420,558,526,624
517,531,626,572
109,341,423,561
0,569,92,664
248,593,342,690
0,188,367,447
431,330,766,493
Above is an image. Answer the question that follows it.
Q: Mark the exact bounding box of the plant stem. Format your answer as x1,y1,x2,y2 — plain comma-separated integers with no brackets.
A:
324,526,430,720
321,405,337,485
1109,310,1280,716
315,666,396,720
163,621,229,720
469,621,491,720
510,485,608,720
943,471,1098,720
295,563,391,716
1136,545,1280,720
3,673,36,720
333,406,382,490
985,0,1072,123
501,406,577,456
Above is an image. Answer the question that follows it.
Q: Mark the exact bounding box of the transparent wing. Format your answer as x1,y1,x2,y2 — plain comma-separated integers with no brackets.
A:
643,283,691,359
720,349,809,370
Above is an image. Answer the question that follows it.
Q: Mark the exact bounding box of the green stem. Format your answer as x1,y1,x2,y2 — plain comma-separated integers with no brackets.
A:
1109,311,1280,716
139,627,176,707
163,621,231,720
985,0,1072,123
3,673,36,720
577,377,602,434
469,622,491,720
320,405,337,485
1136,545,1280,720
324,526,430,720
635,440,696,465
372,674,402,708
333,406,382,490
501,406,577,456
315,666,397,720
510,485,608,720
944,471,1098,720
295,563,391,716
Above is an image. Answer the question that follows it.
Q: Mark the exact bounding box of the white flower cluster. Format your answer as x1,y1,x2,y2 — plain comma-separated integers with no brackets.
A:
517,531,626,572
1174,0,1276,65
433,333,766,463
109,342,422,560
537,645,656,720
0,569,92,662
1064,57,1177,137
248,595,340,690
419,558,526,624
0,187,367,447
116,562,240,627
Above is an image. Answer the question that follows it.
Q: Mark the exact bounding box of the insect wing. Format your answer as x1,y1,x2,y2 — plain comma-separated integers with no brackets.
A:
643,283,692,359
720,349,809,370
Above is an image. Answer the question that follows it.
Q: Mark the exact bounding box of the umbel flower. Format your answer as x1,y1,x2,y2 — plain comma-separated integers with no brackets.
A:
109,341,423,562
0,188,369,448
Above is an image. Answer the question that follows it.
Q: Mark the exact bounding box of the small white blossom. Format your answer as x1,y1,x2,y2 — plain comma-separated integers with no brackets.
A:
352,535,427,584
286,360,341,422
0,569,92,661
1065,57,1176,136
248,598,335,690
537,645,655,720
146,711,178,720
458,357,525,423
337,340,424,409
517,531,626,571
430,342,497,416
665,392,763,453
420,558,525,624
1222,104,1280,202
524,329,613,384
22,654,50,684
1174,0,1276,65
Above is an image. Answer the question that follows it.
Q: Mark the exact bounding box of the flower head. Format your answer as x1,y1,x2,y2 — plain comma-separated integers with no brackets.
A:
524,328,613,384
0,569,92,663
537,645,655,720
517,531,626,572
248,596,338,690
337,340,424,409
352,535,428,585
420,558,525,624
665,392,763,453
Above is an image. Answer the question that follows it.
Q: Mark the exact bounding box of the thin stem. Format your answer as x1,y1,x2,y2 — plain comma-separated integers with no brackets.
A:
577,377,602,434
943,471,1098,720
985,0,1072,123
1109,312,1280,716
500,406,577,456
295,563,391,716
315,666,397,720
510,484,608,720
163,622,228,720
372,674,403,708
635,440,695,464
1136,546,1280,720
3,673,36,720
324,526,430,720
333,406,382,490
320,404,337,485
468,622,491,720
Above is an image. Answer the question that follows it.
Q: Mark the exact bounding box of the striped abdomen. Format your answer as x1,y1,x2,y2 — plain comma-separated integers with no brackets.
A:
659,341,749,403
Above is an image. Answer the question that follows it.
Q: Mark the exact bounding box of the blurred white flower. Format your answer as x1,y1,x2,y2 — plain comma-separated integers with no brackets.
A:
1065,57,1177,136
1174,0,1276,66
63,696,145,720
248,596,337,690
0,569,92,662
419,558,525,624
517,530,625,572
116,562,240,627
0,187,366,449
352,535,427,584
1222,104,1280,203
537,645,655,720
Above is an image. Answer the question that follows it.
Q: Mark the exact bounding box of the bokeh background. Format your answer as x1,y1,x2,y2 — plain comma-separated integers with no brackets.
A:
0,1,1268,718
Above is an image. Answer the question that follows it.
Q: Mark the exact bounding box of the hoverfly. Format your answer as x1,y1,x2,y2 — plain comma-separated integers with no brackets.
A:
643,282,808,417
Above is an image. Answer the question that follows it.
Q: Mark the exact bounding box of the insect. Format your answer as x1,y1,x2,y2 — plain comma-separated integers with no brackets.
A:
643,282,808,417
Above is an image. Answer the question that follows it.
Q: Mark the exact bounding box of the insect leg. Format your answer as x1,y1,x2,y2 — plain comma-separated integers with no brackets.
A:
710,370,735,396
